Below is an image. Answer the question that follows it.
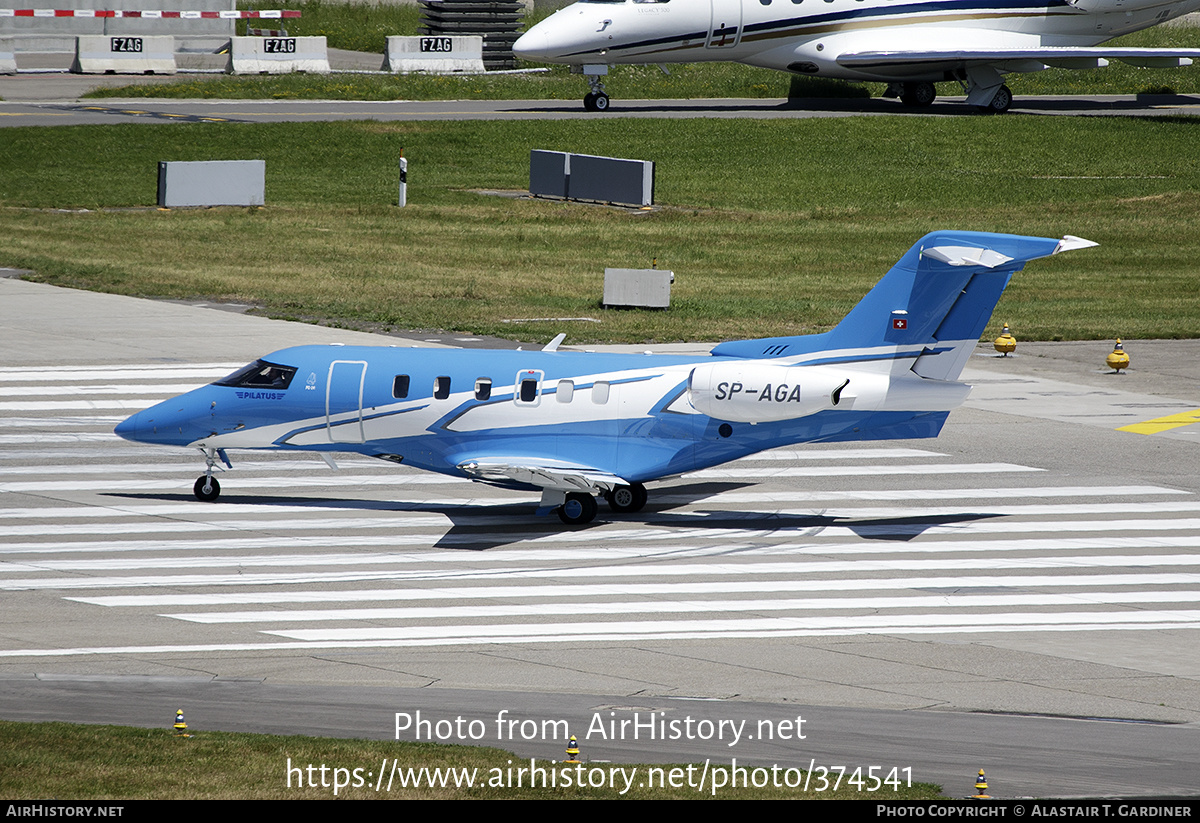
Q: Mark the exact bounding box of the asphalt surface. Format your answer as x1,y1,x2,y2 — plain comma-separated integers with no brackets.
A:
1,277,1199,798
2,66,1199,799
3,71,1200,123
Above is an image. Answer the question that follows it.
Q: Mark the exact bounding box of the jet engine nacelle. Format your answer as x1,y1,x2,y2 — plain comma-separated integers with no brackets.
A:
687,361,886,423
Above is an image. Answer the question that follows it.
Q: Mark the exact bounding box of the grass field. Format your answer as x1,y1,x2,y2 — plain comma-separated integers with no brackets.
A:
2,116,1198,345
0,720,944,799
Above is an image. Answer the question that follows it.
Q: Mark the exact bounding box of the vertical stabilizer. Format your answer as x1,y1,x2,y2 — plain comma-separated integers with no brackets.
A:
710,231,1095,378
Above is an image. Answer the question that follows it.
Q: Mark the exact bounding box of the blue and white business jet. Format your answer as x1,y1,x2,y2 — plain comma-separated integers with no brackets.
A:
513,0,1200,112
116,230,1093,525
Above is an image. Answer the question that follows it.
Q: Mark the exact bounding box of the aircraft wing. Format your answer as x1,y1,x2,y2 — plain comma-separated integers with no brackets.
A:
837,47,1200,70
457,459,629,495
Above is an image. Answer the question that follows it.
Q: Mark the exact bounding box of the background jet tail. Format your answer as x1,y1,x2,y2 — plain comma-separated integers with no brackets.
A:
711,230,1094,379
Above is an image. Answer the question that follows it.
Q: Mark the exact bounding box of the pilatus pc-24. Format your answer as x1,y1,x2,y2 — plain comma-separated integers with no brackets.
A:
116,230,1093,525
513,0,1200,112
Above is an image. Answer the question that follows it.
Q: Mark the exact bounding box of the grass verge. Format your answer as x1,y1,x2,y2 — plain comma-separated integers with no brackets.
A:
2,117,1198,344
0,720,944,799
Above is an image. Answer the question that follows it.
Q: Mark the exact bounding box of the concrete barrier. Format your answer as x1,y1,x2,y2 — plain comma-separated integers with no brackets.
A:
71,34,176,73
0,37,15,74
386,35,484,73
157,160,266,208
228,35,329,74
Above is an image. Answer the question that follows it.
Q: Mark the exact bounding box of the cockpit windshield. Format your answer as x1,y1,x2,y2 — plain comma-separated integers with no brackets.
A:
215,359,298,390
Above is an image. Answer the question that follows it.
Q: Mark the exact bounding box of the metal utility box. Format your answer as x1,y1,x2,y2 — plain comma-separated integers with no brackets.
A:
528,150,655,207
603,268,673,309
157,160,266,208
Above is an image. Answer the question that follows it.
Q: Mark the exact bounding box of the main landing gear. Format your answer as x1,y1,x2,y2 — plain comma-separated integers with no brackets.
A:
554,483,648,525
899,81,936,107
978,84,1012,114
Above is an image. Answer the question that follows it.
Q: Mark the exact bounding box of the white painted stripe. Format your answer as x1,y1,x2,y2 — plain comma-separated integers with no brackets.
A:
72,573,1200,608
688,463,1044,478
0,364,237,378
7,511,1200,541
0,417,123,427
655,486,1189,504
732,448,942,461
0,473,466,493
266,609,1200,643
6,618,1200,658
7,555,1200,590
165,590,1200,624
0,433,124,444
7,529,1200,560
0,458,386,476
0,400,169,412
2,384,208,397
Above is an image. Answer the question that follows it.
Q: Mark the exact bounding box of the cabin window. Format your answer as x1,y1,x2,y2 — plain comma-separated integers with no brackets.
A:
520,378,539,403
434,376,451,400
392,375,410,399
592,380,610,405
514,370,544,406
216,359,297,390
475,378,492,401
557,379,574,403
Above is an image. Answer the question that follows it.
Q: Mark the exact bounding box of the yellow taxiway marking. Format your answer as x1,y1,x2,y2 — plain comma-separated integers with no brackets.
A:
1118,409,1200,435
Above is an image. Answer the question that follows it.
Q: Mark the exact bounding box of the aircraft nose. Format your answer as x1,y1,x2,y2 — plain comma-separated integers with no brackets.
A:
114,411,144,442
513,28,549,61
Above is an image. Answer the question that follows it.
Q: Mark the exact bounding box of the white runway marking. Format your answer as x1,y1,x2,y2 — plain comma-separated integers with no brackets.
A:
1,362,1197,658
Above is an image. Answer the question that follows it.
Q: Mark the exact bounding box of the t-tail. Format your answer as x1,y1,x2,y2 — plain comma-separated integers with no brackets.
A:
710,230,1096,380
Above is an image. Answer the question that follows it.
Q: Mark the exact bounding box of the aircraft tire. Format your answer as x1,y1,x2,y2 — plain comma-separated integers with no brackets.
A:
193,475,221,502
899,82,936,107
583,92,610,112
607,483,648,513
979,84,1013,114
557,492,598,525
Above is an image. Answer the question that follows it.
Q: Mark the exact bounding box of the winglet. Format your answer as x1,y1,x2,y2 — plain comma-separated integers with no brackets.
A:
542,333,567,352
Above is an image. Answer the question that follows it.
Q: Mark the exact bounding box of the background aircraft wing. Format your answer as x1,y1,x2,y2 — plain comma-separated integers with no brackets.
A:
837,47,1200,70
457,459,629,494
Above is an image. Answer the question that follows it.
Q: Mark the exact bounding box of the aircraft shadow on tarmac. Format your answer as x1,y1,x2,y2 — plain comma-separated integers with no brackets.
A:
109,482,1003,551
509,93,1200,116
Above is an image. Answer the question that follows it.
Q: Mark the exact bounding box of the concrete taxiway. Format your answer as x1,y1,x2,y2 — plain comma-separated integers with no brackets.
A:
1,275,1199,797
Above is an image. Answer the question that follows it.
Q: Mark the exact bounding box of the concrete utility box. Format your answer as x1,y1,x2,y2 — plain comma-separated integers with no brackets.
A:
72,35,176,74
157,160,266,208
603,268,673,309
528,150,655,208
386,35,485,72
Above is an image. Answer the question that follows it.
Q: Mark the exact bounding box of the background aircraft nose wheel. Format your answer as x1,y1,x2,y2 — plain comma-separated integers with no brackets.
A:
583,92,610,112
557,492,598,525
605,482,648,513
979,84,1012,114
193,475,221,502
